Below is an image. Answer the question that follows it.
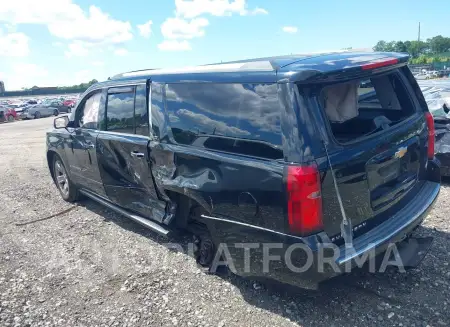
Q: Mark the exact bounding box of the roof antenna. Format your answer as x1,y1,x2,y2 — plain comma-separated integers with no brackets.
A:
322,140,353,248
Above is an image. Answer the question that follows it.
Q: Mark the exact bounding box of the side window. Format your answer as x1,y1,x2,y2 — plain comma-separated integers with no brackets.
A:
151,82,165,139
165,83,282,159
134,85,149,136
106,87,135,134
75,91,101,129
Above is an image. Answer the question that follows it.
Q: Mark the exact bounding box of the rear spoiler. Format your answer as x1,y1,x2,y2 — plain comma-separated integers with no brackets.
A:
283,55,410,84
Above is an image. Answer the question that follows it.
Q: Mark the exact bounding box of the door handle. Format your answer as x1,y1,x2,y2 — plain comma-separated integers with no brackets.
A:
84,142,95,149
131,151,145,158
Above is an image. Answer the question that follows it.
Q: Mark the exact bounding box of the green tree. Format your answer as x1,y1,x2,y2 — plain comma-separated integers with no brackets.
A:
394,41,407,53
385,41,396,52
408,41,428,58
373,40,387,51
427,35,450,54
415,55,428,64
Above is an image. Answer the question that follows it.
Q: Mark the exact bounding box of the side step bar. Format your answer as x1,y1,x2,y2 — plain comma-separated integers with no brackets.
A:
79,189,171,237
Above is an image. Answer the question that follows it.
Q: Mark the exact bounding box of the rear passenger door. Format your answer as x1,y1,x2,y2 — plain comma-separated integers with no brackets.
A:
96,83,166,222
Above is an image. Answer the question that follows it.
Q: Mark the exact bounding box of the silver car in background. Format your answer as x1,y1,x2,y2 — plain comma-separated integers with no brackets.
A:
21,101,61,119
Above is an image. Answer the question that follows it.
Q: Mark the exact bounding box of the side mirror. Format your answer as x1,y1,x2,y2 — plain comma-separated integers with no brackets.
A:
54,115,69,129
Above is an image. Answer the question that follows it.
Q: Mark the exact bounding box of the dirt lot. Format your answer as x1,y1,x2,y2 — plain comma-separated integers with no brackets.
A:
0,118,449,327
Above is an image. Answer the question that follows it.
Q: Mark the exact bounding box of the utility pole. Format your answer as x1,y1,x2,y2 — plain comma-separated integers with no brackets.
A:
418,22,421,42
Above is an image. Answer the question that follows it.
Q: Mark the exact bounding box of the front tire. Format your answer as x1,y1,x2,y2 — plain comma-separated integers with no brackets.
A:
52,155,79,202
53,109,59,116
34,111,41,119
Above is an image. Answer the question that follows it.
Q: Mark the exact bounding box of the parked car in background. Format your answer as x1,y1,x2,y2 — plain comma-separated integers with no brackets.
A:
9,102,29,115
429,71,439,78
21,102,60,119
415,72,432,80
63,99,77,108
0,106,17,122
49,100,72,113
47,52,440,289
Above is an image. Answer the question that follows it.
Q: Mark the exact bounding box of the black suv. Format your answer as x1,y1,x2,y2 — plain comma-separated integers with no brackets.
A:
47,52,440,289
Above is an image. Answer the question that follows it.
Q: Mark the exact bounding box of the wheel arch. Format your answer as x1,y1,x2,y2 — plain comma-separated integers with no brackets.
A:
46,150,71,183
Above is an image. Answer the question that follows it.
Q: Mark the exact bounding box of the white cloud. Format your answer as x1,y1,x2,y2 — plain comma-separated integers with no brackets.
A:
13,63,48,77
158,40,191,51
114,48,129,56
249,7,268,15
282,26,298,34
65,41,89,58
174,0,267,18
175,0,246,19
0,1,132,45
1,63,48,89
0,31,29,57
52,41,63,47
158,0,266,51
137,20,153,38
161,17,209,40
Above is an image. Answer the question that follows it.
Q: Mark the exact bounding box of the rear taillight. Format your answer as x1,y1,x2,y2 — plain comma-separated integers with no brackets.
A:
286,164,323,236
425,112,435,159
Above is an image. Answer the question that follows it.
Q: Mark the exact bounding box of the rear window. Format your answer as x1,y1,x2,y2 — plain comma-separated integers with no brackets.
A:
318,70,416,143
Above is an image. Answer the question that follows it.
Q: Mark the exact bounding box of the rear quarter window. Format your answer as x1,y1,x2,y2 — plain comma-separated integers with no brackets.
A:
165,83,282,159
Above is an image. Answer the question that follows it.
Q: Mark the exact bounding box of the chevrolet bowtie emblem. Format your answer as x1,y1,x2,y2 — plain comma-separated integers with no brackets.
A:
395,147,407,159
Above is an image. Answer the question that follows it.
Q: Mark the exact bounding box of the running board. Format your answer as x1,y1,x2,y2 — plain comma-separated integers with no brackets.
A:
79,189,170,237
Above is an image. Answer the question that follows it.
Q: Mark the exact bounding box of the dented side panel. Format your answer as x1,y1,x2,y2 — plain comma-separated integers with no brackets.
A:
148,81,287,232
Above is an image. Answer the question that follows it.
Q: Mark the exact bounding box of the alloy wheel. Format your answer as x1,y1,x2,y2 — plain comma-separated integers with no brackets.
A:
54,160,69,197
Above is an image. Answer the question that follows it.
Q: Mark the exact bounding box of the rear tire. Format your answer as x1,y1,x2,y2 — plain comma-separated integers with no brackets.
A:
188,207,218,269
52,155,79,202
53,109,59,116
34,111,41,119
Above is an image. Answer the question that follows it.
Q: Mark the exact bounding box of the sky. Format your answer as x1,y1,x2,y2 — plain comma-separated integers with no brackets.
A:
0,0,449,90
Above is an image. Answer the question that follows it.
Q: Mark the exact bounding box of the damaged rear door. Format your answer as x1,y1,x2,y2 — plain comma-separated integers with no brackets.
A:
97,82,167,223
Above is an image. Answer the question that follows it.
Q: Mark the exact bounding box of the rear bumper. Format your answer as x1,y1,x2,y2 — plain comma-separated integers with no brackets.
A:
335,180,439,266
213,179,440,289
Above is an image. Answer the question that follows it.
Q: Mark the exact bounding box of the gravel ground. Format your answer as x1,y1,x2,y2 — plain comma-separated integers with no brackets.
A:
0,118,449,327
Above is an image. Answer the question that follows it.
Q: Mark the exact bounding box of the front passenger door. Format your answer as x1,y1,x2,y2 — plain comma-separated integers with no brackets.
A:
66,90,107,197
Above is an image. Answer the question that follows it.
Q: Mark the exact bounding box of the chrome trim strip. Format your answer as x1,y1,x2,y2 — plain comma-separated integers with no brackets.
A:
336,181,440,265
97,130,150,140
200,214,304,241
87,81,147,94
80,189,170,237
148,82,152,136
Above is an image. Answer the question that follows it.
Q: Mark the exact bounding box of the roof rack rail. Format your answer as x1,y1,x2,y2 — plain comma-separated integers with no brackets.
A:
111,68,159,80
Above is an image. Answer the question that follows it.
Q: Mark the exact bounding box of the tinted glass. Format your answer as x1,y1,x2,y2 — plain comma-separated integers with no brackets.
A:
106,89,135,134
151,82,165,139
165,83,281,158
135,85,149,136
76,92,101,129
